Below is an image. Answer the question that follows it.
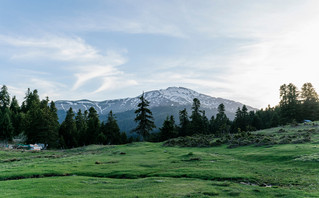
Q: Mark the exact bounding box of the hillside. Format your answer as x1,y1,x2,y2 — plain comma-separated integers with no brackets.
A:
56,87,257,132
1,123,319,197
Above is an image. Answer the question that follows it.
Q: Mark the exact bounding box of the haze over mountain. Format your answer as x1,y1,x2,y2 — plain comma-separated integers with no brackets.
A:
55,87,257,133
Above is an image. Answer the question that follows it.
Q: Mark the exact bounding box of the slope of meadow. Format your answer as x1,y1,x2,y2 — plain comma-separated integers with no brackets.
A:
1,123,319,197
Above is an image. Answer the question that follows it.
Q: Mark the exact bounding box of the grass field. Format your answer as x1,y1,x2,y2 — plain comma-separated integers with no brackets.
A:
1,123,319,197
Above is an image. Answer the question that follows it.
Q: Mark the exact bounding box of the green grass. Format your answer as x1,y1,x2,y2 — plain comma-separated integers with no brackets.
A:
1,123,319,197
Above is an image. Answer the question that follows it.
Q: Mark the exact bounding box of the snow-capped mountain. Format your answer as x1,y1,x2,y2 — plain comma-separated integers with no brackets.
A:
55,87,257,132
56,87,256,115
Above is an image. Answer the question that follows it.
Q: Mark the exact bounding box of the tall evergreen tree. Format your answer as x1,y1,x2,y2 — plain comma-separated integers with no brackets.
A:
232,105,249,132
100,111,121,145
48,101,60,148
133,93,155,139
214,103,231,136
159,115,177,141
9,96,21,136
0,108,14,141
75,109,88,146
190,98,204,135
300,82,319,121
86,107,100,145
59,108,77,148
279,83,301,123
178,108,190,136
0,85,10,109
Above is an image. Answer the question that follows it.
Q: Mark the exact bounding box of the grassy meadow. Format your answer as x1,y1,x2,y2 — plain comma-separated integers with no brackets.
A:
1,123,319,197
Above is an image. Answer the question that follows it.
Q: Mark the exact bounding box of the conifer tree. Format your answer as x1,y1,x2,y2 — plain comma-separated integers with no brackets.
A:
190,98,204,135
75,109,88,146
300,82,319,121
0,108,14,141
100,111,121,145
23,90,59,148
0,85,10,109
279,83,301,123
59,108,77,148
86,107,100,144
133,93,155,139
178,108,190,136
159,115,177,141
48,101,60,148
214,103,231,136
9,96,22,136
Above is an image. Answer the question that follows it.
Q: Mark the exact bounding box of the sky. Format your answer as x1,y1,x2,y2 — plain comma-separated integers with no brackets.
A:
1,0,319,108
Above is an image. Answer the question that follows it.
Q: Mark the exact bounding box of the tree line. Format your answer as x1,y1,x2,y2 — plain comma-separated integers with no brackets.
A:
0,82,318,148
148,82,319,141
0,86,131,148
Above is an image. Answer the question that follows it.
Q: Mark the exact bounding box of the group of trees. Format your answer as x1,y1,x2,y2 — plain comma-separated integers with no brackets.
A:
0,86,130,148
59,107,130,148
1,82,319,148
0,87,60,147
151,82,319,141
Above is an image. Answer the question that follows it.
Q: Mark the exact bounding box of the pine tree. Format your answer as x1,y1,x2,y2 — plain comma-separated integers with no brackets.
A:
9,96,21,136
232,105,249,132
59,108,77,148
214,103,231,136
178,108,190,136
0,108,14,141
101,111,121,145
133,93,155,139
190,98,203,135
159,115,177,141
86,107,100,144
48,101,60,148
75,109,88,146
300,82,319,121
279,83,301,123
0,85,10,109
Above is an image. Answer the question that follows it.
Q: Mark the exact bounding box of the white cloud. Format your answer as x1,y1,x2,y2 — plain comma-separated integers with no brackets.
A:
0,35,100,62
0,34,136,100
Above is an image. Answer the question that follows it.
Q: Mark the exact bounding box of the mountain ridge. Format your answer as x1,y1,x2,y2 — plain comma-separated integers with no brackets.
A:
55,87,257,132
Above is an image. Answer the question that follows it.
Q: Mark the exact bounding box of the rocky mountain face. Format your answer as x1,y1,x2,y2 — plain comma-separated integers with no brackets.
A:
55,87,257,132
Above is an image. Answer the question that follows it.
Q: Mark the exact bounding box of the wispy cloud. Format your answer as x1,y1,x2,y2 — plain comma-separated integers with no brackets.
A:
0,35,100,62
0,34,136,100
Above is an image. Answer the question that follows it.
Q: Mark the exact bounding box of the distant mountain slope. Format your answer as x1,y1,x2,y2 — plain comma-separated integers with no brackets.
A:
55,87,257,132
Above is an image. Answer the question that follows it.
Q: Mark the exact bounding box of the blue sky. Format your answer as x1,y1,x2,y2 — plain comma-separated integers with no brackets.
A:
1,0,319,108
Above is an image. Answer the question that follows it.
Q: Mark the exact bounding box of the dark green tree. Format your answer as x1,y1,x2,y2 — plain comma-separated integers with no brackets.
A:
86,107,100,144
159,115,177,141
133,93,156,139
75,109,88,146
232,105,250,132
9,96,22,136
190,98,204,135
59,108,77,148
0,85,10,109
178,108,190,136
0,108,14,141
23,91,59,148
300,82,319,121
279,83,301,124
100,111,121,145
214,103,231,136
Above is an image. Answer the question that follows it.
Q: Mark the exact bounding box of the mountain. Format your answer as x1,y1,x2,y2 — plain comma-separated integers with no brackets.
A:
55,87,257,133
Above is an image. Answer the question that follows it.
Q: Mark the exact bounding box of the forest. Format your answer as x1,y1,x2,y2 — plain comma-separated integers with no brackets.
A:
0,82,318,149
